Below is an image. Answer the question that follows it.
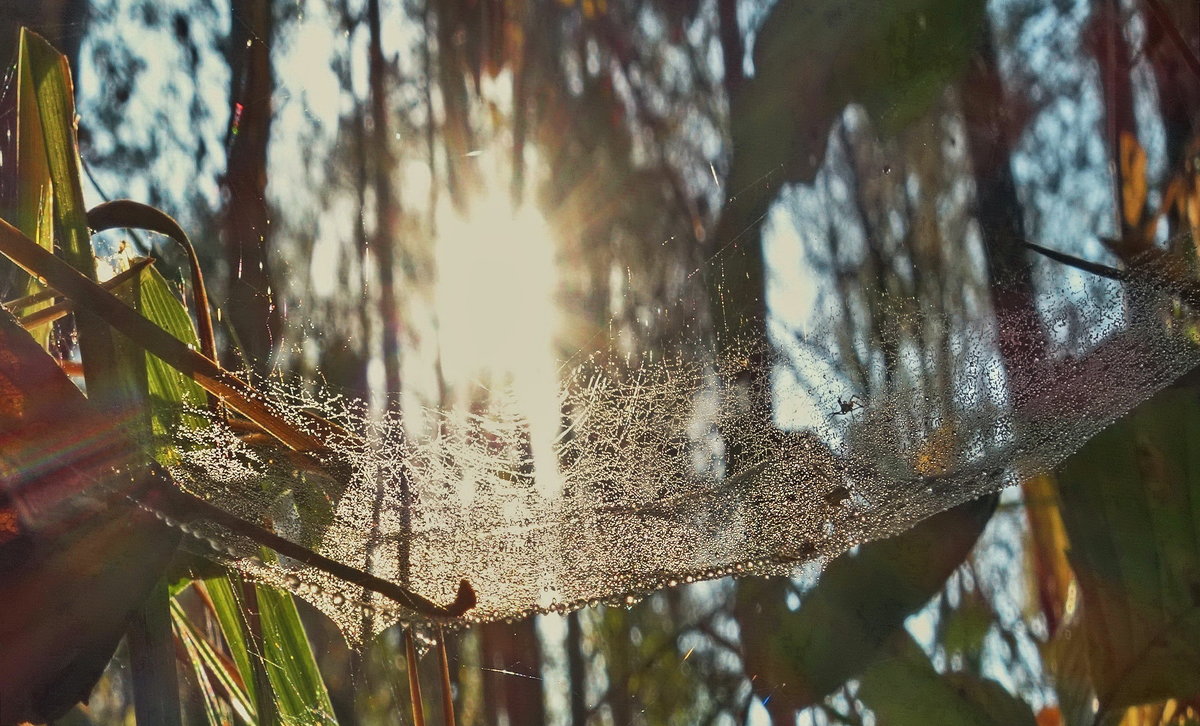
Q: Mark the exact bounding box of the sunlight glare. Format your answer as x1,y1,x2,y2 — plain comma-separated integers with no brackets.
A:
435,179,564,499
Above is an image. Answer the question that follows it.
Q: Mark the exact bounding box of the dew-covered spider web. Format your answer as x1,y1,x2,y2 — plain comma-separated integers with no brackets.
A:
15,0,1191,649
160,248,1200,641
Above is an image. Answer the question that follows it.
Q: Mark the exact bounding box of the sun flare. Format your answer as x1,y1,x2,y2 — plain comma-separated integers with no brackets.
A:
435,191,559,383
434,177,564,498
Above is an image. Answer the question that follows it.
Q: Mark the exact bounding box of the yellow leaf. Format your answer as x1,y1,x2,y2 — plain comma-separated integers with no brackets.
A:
1120,131,1148,233
912,424,957,477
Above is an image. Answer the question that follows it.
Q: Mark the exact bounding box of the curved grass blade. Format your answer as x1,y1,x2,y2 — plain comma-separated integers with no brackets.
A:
88,200,217,366
171,596,256,724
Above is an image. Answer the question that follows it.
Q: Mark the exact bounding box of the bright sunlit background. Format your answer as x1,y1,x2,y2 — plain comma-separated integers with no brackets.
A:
431,152,565,499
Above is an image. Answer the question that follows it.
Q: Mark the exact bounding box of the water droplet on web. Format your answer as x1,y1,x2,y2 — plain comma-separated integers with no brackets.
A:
168,265,1200,633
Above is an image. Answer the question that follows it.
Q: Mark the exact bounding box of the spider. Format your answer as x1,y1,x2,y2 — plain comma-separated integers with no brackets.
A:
830,394,865,417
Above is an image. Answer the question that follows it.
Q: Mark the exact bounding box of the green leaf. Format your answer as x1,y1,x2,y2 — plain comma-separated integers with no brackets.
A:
202,577,260,709
736,494,997,707
857,631,1038,726
1043,614,1096,726
13,34,54,350
126,580,183,726
203,573,338,725
733,0,987,185
19,29,93,277
936,584,994,670
171,596,255,725
138,265,207,405
175,611,232,726
1056,387,1200,715
18,29,128,411
116,262,209,444
257,573,339,725
848,0,990,135
0,306,182,724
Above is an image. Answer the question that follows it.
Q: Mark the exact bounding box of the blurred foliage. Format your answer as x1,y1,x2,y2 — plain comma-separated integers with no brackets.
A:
858,631,1037,726
737,494,997,711
1057,388,1200,716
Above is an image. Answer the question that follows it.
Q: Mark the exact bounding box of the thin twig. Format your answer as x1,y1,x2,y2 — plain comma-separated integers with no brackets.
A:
1024,241,1134,281
437,626,457,726
1024,240,1200,309
13,257,154,329
405,629,427,726
157,482,476,619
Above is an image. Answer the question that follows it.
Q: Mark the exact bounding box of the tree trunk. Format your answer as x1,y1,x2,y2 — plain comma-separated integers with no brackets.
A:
715,6,791,723
434,0,481,209
366,0,403,407
565,611,588,726
960,24,1046,379
1142,0,1200,238
1088,0,1141,241
222,0,278,371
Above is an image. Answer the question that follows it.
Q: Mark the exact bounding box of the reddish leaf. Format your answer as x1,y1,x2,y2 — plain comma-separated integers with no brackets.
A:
0,307,179,725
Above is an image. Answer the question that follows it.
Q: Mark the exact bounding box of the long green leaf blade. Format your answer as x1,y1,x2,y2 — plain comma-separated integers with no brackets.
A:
172,596,256,725
202,577,259,709
13,33,53,349
20,29,135,415
204,573,338,725
257,576,338,725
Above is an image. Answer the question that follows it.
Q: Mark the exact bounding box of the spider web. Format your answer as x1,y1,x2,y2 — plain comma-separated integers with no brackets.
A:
162,252,1200,641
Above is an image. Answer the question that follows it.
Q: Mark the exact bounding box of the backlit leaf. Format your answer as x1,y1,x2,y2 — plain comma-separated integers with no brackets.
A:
1056,387,1200,715
13,33,53,350
736,493,997,708
858,631,1037,726
19,29,129,412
